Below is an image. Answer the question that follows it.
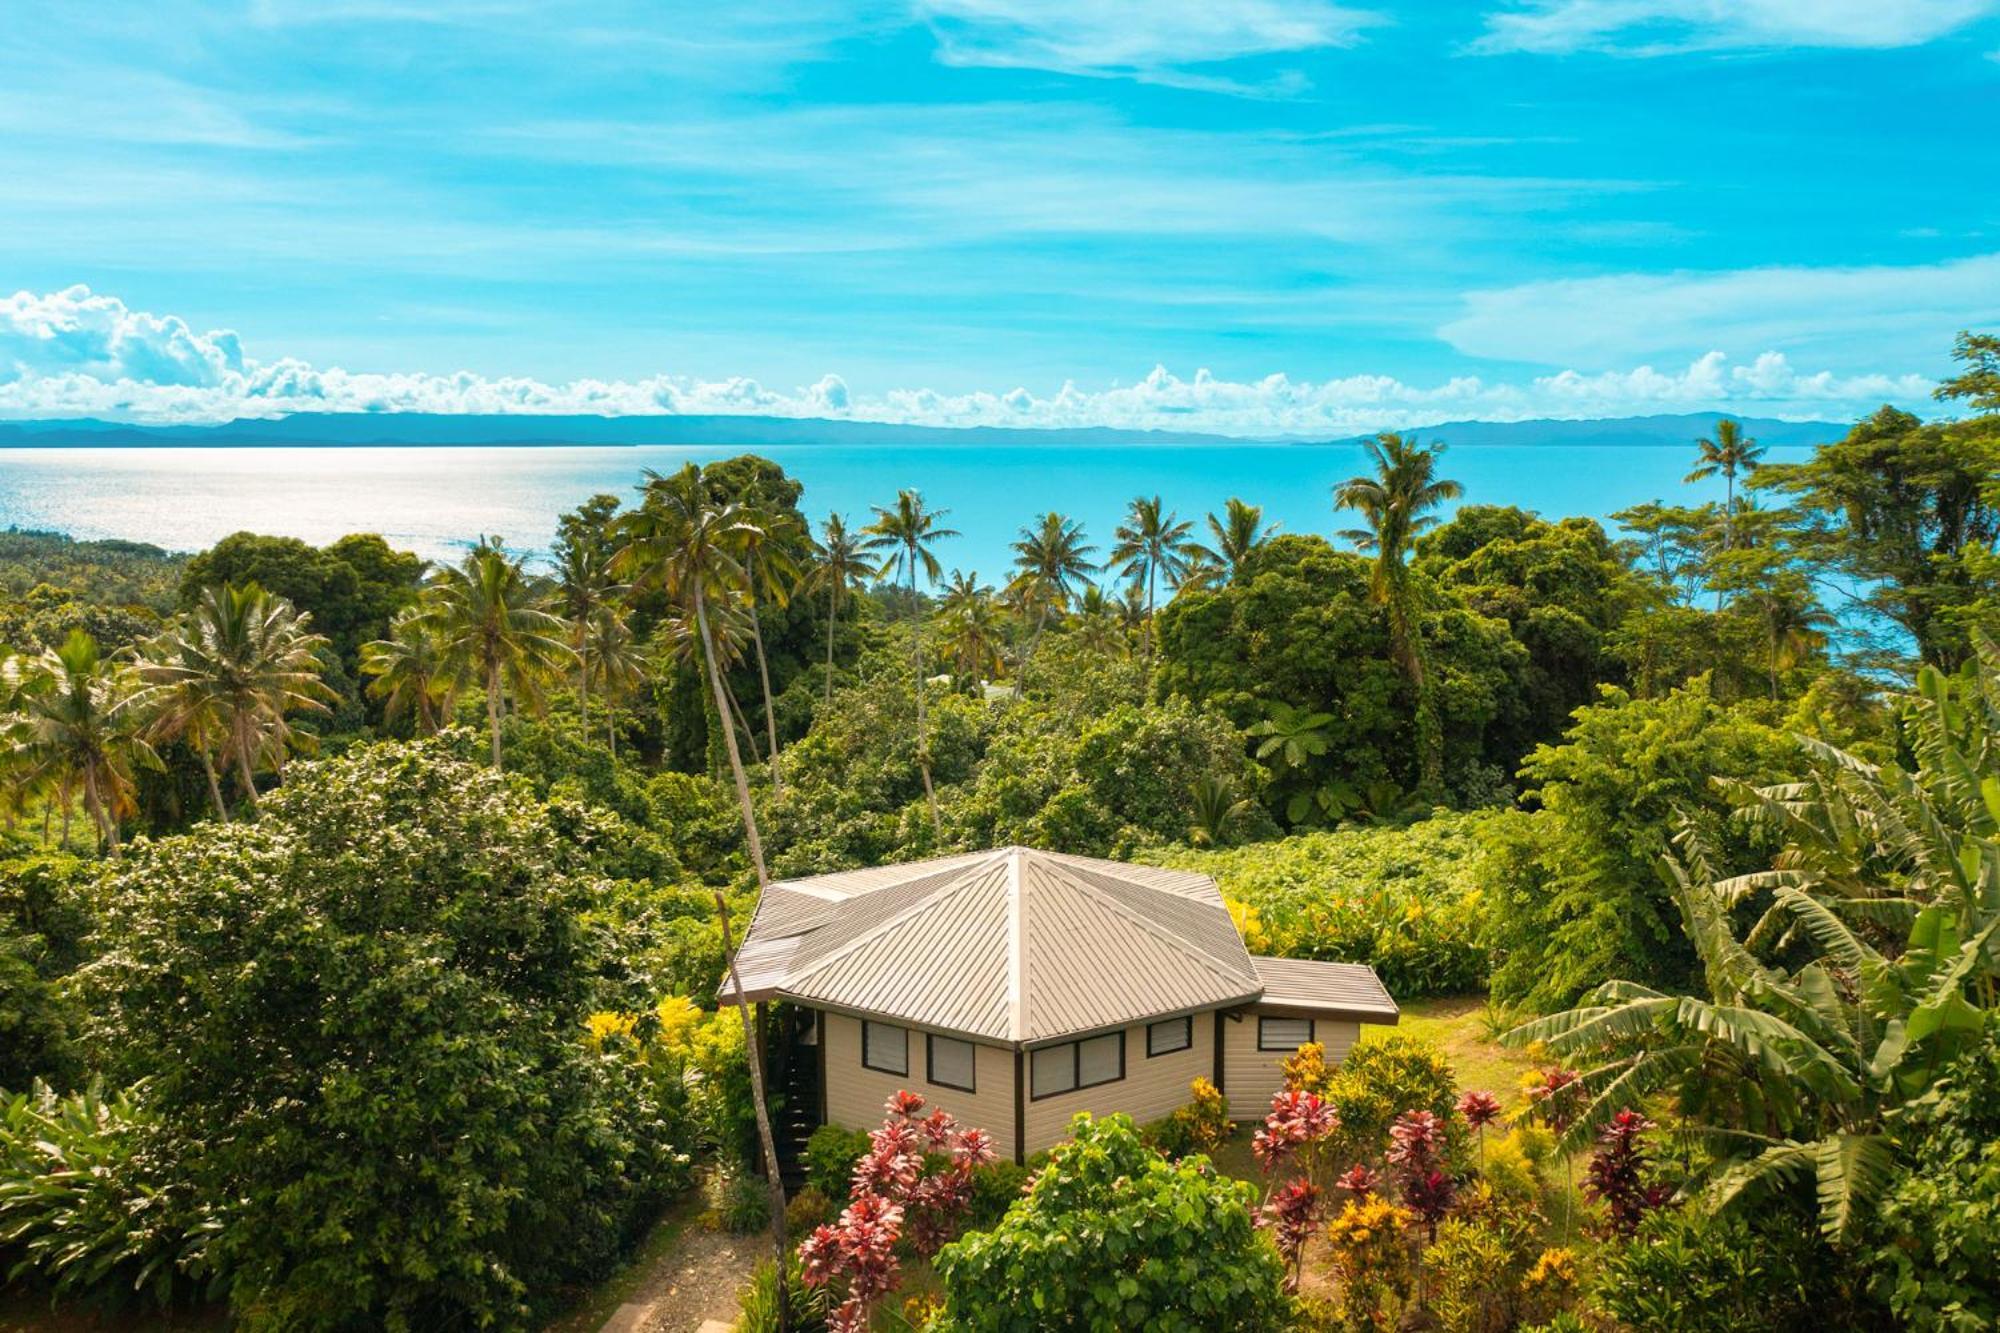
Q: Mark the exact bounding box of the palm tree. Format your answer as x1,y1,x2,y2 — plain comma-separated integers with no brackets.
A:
10,631,157,854
582,603,647,756
1071,585,1127,657
420,539,573,770
1109,496,1195,659
1685,418,1765,551
138,628,234,822
360,607,454,736
1007,512,1098,691
739,504,806,793
554,530,625,721
1187,774,1254,848
806,513,869,707
1335,433,1462,796
609,463,790,1312
939,578,1007,684
862,490,959,836
1750,579,1834,698
141,583,338,812
1192,497,1276,581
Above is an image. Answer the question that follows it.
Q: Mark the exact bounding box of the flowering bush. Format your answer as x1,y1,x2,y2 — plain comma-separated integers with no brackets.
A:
1323,1196,1416,1332
797,1090,995,1333
1145,1076,1233,1158
1322,1034,1462,1167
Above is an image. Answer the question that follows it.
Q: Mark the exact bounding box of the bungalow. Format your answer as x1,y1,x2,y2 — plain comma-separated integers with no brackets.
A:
721,846,1398,1163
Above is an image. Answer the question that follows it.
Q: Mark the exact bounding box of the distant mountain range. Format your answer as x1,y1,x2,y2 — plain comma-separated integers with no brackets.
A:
0,410,1846,450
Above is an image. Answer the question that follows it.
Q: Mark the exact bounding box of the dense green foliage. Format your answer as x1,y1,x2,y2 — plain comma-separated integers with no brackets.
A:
76,736,691,1330
930,1114,1291,1332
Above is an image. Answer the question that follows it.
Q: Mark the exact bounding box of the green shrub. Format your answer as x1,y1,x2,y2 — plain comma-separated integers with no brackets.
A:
1141,815,1494,997
0,1078,212,1308
0,852,94,1089
964,1158,1036,1231
930,1114,1291,1332
1426,1214,1538,1333
80,735,692,1332
714,1166,772,1235
735,1255,829,1333
1322,1033,1461,1166
1588,1206,1871,1332
1871,1020,2000,1328
784,1184,836,1234
1140,1077,1232,1160
802,1123,872,1200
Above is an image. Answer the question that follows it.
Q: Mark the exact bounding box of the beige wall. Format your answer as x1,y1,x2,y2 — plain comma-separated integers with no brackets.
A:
821,1011,1019,1162
1220,1006,1361,1120
1021,1011,1215,1156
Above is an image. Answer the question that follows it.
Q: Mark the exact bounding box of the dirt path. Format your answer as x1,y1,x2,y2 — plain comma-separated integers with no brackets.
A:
624,1225,758,1332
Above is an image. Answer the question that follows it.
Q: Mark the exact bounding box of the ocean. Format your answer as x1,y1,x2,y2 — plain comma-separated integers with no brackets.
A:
0,442,1794,575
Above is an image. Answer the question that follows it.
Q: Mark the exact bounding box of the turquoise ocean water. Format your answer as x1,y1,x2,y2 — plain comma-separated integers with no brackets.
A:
0,442,1799,575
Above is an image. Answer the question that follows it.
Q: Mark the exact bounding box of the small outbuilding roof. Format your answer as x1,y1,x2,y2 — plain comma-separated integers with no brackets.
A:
1250,954,1400,1023
721,846,1397,1045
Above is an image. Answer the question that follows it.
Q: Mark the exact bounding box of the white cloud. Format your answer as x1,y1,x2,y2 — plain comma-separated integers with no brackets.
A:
1440,252,2000,369
0,285,1940,434
916,1,1382,92
1473,0,2000,55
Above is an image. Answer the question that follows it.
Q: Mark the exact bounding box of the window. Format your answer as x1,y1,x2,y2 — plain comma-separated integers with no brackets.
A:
1258,1016,1315,1052
862,1021,909,1075
1030,1031,1126,1099
927,1034,976,1092
1147,1016,1193,1057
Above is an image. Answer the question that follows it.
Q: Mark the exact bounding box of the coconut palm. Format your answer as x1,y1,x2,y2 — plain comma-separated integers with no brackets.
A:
1191,497,1277,581
10,631,157,854
862,490,959,835
1749,579,1835,698
739,503,807,793
806,513,869,707
1070,585,1127,658
360,606,454,736
1334,433,1462,796
419,539,573,770
138,628,235,822
1685,418,1766,551
582,603,647,756
939,578,1007,684
140,583,338,812
1187,774,1254,848
609,462,790,1307
653,602,766,766
1109,496,1196,659
554,529,626,720
1007,512,1098,691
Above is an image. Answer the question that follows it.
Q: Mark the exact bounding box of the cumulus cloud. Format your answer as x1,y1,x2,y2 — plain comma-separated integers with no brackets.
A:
0,285,1942,436
916,0,1381,92
1473,0,2000,55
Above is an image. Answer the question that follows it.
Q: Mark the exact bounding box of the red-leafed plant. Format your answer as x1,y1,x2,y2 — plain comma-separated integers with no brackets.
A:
1337,1163,1380,1198
1253,1087,1340,1180
1260,1178,1324,1293
1457,1089,1502,1165
799,1090,997,1332
1584,1109,1672,1237
1386,1109,1456,1241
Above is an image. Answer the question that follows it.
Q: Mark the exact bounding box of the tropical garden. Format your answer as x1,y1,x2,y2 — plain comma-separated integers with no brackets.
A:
1,331,1998,1329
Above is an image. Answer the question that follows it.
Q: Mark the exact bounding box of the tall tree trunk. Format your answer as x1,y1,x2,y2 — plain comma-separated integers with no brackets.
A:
1144,564,1156,659
694,586,790,1331
235,726,261,813
486,657,504,770
201,752,230,824
749,602,782,794
1019,599,1049,698
824,588,838,708
909,560,939,835
83,769,118,857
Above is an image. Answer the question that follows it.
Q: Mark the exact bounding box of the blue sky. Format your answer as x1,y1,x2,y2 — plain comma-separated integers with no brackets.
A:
1,1,1997,433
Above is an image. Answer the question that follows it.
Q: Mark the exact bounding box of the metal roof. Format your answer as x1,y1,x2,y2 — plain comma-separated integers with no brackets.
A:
1250,955,1401,1022
721,846,1274,1045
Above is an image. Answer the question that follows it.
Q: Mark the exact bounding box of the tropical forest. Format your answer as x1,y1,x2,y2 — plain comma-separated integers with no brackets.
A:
4,332,2000,1333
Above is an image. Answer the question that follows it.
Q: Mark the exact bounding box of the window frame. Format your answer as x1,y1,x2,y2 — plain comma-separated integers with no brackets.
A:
861,1020,910,1076
926,1033,977,1093
1146,1015,1194,1058
1029,1030,1127,1101
1257,1016,1316,1053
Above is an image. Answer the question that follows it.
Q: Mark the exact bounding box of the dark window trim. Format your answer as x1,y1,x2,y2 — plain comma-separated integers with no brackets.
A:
926,1033,977,1093
1028,1030,1127,1101
1147,1015,1193,1058
862,1020,909,1076
1257,1016,1316,1052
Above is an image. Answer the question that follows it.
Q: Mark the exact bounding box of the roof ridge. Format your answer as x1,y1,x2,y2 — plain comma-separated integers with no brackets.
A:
782,849,1010,988
1006,849,1025,1043
1036,860,1258,992
1036,847,1218,899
